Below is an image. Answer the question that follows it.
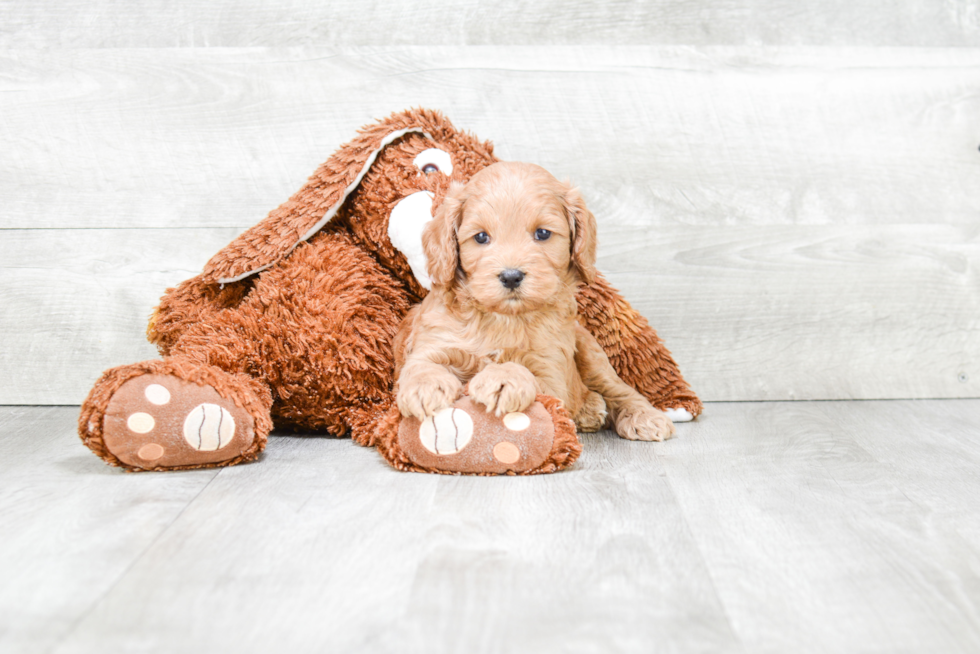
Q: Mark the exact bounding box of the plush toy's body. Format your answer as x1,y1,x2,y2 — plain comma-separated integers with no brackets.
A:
79,108,701,474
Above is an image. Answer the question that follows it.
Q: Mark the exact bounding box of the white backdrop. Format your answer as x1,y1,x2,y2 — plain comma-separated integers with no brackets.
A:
1,4,978,404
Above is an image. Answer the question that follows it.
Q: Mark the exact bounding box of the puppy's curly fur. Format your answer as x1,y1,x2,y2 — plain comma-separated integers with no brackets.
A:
395,162,674,442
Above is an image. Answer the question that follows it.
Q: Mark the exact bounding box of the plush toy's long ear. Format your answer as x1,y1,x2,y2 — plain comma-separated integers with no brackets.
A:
562,184,598,285
202,112,439,285
422,181,466,288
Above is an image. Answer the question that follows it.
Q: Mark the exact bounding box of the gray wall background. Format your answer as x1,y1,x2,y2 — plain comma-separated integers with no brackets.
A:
2,2,978,405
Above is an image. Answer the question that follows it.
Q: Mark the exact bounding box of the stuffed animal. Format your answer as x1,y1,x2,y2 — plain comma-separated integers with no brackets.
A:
78,108,701,475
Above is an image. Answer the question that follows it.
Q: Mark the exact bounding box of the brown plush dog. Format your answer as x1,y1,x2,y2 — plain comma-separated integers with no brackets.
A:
396,161,675,444
78,108,700,475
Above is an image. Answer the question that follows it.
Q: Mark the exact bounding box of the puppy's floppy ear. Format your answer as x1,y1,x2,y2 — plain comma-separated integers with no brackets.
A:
423,181,467,288
562,183,598,285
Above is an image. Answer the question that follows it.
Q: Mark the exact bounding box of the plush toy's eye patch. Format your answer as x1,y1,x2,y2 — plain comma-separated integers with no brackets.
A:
414,148,453,176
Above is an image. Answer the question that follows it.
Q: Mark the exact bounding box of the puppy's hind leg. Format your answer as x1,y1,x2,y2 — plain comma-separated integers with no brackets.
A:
573,390,608,433
574,325,675,442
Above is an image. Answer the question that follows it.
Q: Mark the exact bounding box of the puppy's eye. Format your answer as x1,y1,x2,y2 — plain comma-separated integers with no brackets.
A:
534,228,552,241
474,232,490,245
421,163,439,174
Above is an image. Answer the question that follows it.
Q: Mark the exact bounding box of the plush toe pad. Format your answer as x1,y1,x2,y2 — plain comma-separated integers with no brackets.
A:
663,407,694,422
398,396,554,474
103,374,255,470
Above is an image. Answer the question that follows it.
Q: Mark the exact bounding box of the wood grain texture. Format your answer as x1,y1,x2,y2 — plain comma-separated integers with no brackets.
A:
1,47,978,230
662,400,980,652
53,424,739,654
2,0,979,47
601,223,980,402
843,401,980,546
0,228,239,405
4,400,980,652
0,406,219,654
3,222,977,405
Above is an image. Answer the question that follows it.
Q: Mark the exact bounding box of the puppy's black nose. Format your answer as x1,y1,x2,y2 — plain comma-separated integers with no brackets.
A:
498,269,525,290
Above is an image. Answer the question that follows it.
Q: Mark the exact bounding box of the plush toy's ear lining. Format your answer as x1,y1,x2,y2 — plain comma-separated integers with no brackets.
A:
297,127,433,244
422,181,467,288
562,184,598,285
210,126,433,286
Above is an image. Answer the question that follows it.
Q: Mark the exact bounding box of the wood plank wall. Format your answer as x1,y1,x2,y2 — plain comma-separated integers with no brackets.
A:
1,4,978,405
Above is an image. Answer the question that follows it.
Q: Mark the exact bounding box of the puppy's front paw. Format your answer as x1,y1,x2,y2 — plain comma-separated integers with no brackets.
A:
397,371,463,420
615,403,676,442
467,362,538,416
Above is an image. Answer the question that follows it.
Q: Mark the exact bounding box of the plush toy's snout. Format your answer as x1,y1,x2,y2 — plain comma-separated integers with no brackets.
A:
388,191,437,290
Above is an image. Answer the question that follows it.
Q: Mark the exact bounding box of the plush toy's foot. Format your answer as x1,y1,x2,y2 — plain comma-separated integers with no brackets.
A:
663,407,695,423
655,397,703,423
79,359,273,471
376,394,581,475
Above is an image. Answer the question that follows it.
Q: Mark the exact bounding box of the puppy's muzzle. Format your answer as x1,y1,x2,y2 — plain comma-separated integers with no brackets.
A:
498,269,525,290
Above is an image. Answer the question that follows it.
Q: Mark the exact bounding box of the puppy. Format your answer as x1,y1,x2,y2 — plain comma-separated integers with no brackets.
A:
394,161,675,442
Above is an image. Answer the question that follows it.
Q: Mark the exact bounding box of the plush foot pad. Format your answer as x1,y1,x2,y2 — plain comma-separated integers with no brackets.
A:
398,396,557,474
663,407,694,422
102,374,256,470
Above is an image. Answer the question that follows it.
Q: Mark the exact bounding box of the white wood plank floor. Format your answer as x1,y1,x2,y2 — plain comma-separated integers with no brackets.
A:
2,400,979,653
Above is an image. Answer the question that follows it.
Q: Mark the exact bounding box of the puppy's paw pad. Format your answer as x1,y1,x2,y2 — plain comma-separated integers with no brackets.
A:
663,407,694,423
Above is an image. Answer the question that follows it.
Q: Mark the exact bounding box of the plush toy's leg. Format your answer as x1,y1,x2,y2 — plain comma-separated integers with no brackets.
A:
79,357,273,471
346,399,397,449
577,274,703,421
147,274,254,357
374,394,581,475
169,232,413,439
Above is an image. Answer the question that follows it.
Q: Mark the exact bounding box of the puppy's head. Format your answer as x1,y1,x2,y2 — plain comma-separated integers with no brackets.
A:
422,161,597,315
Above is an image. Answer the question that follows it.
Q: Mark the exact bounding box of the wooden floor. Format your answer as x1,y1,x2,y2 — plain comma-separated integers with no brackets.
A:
2,401,979,653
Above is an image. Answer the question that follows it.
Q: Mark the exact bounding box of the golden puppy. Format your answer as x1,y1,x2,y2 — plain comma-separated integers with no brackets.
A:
394,162,675,442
